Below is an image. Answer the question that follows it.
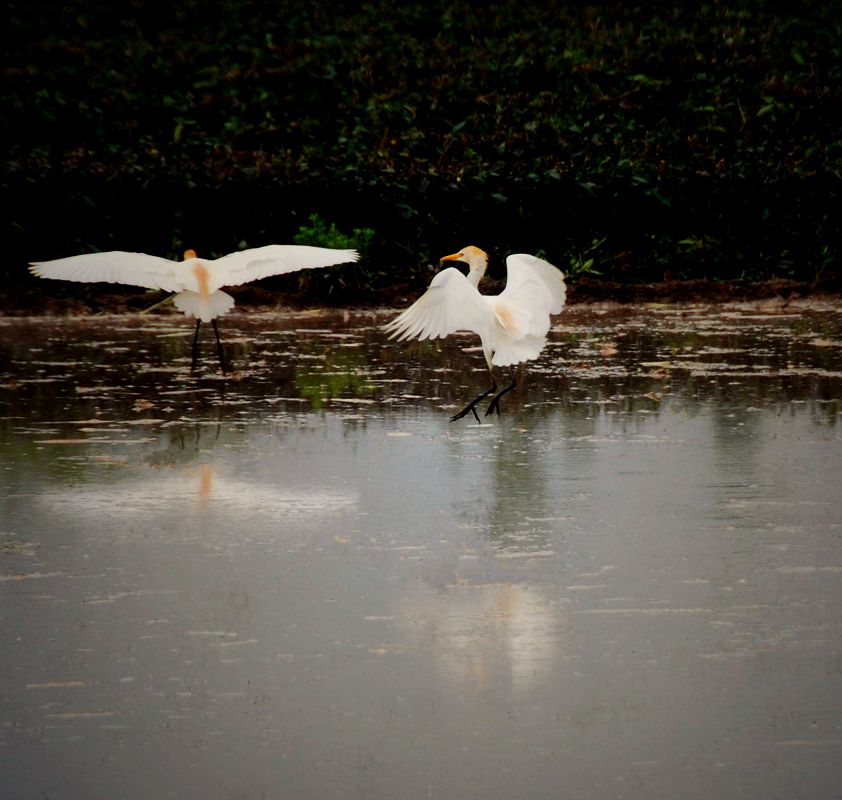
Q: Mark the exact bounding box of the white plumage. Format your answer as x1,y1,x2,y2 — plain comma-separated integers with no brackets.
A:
29,244,359,323
385,245,566,420
386,245,566,369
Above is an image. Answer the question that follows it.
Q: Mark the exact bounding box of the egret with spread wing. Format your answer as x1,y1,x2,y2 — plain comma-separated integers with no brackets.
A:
385,245,566,422
29,244,359,372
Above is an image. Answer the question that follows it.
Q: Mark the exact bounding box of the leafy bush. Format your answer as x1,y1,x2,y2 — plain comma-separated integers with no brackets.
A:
291,213,379,299
3,0,840,304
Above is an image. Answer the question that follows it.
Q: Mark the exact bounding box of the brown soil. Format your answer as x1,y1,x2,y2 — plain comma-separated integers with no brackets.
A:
2,276,840,317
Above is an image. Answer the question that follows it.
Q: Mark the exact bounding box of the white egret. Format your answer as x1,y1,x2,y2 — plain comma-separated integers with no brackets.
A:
385,245,566,422
29,244,359,372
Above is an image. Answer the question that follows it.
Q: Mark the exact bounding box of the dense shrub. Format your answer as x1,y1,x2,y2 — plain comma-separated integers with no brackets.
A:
3,1,840,303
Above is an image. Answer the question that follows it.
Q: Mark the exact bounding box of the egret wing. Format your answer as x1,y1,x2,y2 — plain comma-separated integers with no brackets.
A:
212,245,359,286
497,254,567,336
29,251,182,292
384,267,493,342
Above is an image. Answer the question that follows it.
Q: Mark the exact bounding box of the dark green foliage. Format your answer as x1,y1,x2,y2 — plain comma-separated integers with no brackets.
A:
291,213,379,299
3,0,840,303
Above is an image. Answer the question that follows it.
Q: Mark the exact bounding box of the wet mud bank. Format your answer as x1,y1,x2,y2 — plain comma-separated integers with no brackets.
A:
2,274,842,318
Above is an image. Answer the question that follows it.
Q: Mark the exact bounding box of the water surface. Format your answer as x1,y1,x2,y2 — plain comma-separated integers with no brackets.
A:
2,303,841,799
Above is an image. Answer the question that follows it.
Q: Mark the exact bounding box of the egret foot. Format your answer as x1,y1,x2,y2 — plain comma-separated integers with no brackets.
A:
485,379,516,417
190,319,201,373
212,319,227,375
190,319,228,375
451,382,497,423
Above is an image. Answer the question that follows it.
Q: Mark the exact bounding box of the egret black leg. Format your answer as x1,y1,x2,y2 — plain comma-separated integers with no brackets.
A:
190,319,201,372
211,319,227,374
485,375,516,417
451,381,497,423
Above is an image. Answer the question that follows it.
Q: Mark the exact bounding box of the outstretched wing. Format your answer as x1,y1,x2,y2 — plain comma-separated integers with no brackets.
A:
497,254,567,337
212,245,359,286
29,251,182,292
477,254,566,366
384,267,494,343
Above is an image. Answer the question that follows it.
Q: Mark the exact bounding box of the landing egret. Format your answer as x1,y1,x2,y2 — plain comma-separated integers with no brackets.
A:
29,244,359,372
385,245,566,422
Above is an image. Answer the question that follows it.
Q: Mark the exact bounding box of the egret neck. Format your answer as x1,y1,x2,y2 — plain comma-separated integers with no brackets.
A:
441,245,488,288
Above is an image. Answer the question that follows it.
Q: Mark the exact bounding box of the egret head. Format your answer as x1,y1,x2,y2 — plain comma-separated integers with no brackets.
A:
441,245,489,273
183,249,198,261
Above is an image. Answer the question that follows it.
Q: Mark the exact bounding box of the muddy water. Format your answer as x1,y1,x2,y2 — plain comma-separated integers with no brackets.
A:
2,303,841,800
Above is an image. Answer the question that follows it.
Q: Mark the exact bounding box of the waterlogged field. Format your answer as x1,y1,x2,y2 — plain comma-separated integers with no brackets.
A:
2,302,841,799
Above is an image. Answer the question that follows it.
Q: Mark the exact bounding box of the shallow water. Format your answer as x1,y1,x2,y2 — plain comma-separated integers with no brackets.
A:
2,303,842,800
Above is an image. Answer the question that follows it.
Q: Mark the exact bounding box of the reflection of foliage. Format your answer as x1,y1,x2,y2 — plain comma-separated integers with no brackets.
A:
294,344,374,408
4,2,840,299
295,369,370,409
